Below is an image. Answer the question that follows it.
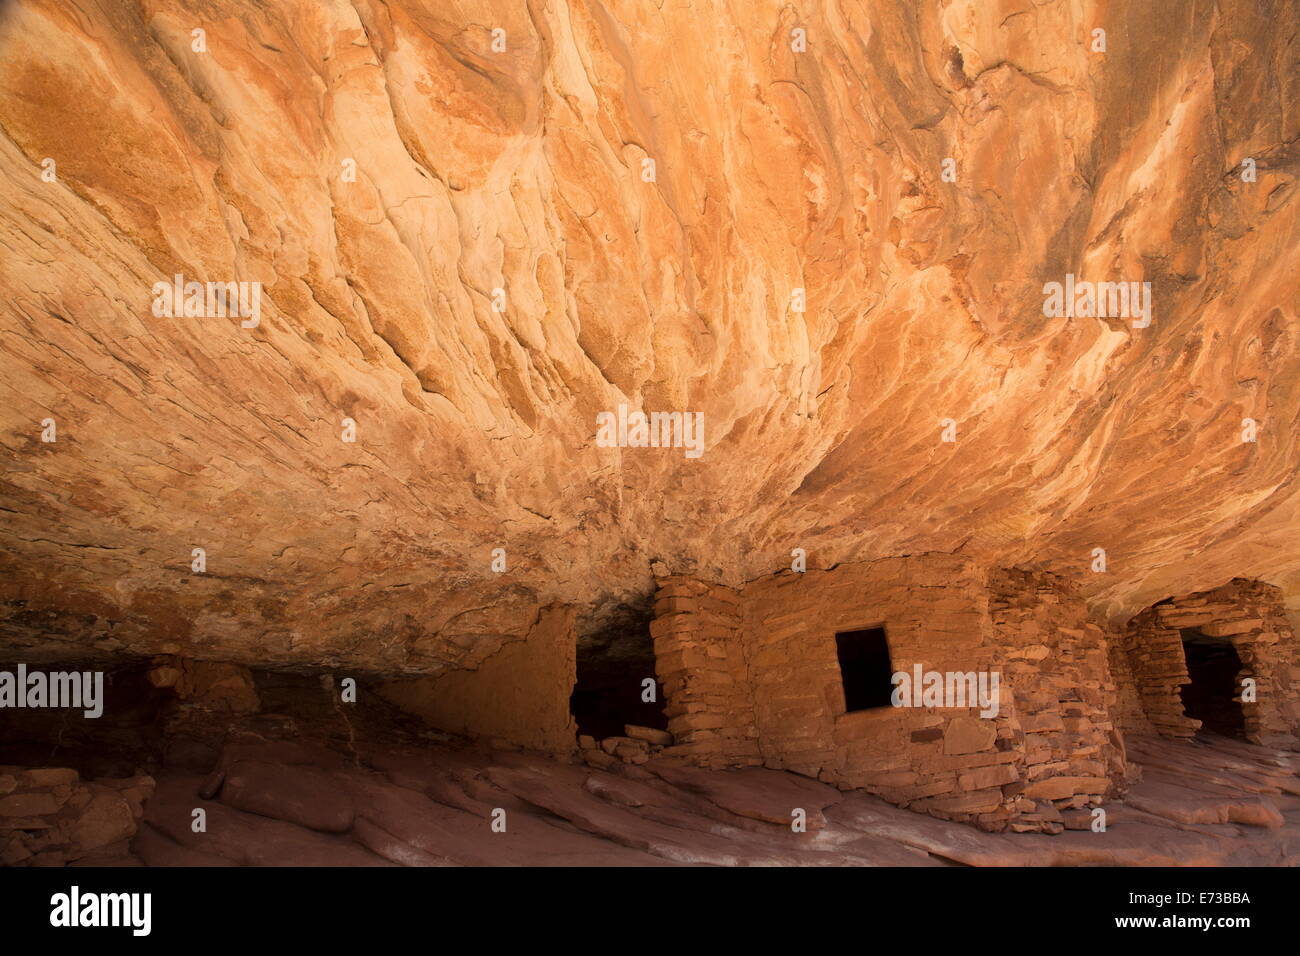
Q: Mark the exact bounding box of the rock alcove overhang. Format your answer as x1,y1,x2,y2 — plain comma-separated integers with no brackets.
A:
0,0,1297,673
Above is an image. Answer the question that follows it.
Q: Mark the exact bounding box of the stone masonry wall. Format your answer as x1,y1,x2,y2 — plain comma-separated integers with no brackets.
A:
988,568,1131,829
1124,579,1300,748
653,556,1127,832
649,576,760,769
742,556,1019,827
376,604,579,754
1121,609,1201,738
1107,633,1156,738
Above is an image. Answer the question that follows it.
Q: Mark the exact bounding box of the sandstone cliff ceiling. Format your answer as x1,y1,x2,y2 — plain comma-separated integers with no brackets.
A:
0,0,1297,673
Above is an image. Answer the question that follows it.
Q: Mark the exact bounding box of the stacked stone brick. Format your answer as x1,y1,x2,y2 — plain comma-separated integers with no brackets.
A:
649,577,761,768
1124,579,1300,748
1106,636,1155,738
988,568,1130,832
652,556,1130,832
742,556,1020,828
1121,609,1201,738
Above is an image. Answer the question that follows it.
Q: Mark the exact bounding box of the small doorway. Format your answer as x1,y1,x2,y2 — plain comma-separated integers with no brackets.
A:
1179,628,1246,738
569,606,668,739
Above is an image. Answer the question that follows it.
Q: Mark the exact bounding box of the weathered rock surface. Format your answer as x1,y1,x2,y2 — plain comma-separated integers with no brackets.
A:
221,761,356,833
7,679,1296,868
126,731,1300,867
0,0,1298,671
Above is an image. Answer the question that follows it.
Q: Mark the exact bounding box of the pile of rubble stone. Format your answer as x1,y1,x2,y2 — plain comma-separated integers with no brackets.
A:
1,766,154,867
578,725,674,768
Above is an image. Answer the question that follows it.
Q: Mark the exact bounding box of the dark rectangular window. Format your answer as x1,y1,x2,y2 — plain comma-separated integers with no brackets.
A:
835,627,893,712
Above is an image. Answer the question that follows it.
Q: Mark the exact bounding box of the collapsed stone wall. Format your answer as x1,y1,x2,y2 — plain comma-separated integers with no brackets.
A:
1,767,154,867
1123,580,1300,748
376,605,578,754
653,556,1128,831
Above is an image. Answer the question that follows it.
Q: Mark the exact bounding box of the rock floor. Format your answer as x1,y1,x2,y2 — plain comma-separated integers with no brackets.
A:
85,731,1300,867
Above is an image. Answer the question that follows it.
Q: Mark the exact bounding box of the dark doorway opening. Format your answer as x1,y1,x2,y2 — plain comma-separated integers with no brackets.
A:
0,659,171,778
1179,628,1246,738
570,604,667,739
835,626,894,712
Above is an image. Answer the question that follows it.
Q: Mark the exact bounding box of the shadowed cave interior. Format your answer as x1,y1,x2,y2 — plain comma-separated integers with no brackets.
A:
1180,628,1247,740
569,604,667,740
0,660,168,779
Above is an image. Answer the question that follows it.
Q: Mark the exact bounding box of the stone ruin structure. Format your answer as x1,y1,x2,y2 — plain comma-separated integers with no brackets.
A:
647,560,1300,831
1120,580,1300,748
651,558,1130,832
372,557,1300,835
